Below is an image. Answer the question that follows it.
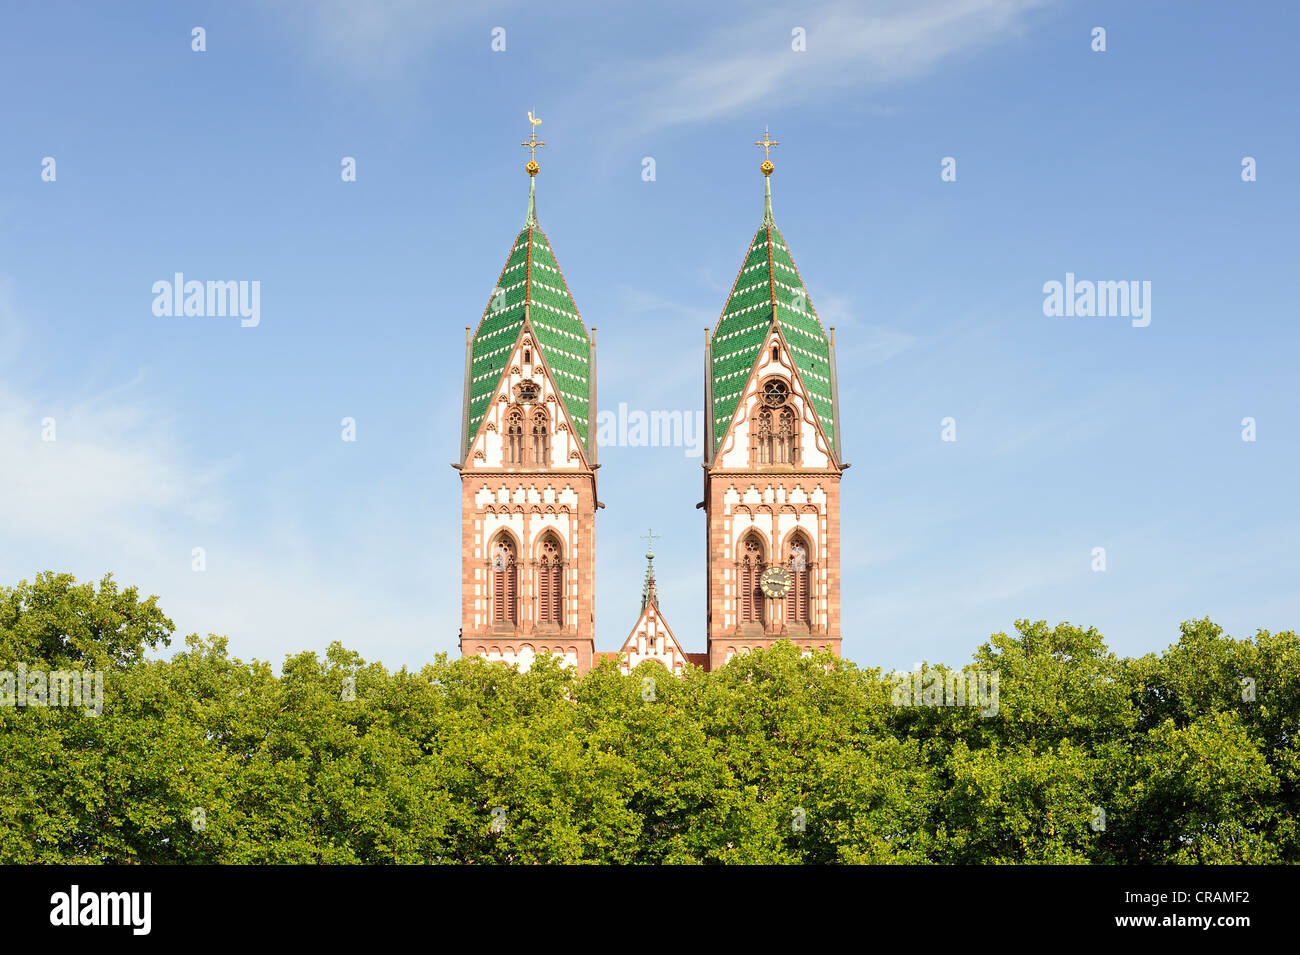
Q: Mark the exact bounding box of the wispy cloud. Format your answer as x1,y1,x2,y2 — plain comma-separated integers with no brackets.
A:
0,284,443,669
814,292,918,365
585,0,1055,138
270,0,1055,134
0,385,223,548
264,0,495,81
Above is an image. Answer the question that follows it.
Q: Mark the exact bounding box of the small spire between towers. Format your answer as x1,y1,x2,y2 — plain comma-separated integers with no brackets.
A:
641,527,660,611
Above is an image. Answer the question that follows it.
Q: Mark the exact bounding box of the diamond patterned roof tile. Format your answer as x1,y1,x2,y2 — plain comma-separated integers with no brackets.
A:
466,218,592,454
711,208,837,453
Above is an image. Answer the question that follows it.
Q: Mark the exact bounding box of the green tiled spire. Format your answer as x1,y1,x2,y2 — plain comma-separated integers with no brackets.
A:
464,174,592,456
710,163,837,456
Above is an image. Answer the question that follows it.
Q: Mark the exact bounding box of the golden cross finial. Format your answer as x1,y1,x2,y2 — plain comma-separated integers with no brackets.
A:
521,111,545,175
755,126,779,176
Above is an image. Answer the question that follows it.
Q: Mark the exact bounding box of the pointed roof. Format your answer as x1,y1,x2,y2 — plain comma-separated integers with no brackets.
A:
710,156,836,456
465,166,592,455
641,544,658,612
608,533,702,673
462,322,594,469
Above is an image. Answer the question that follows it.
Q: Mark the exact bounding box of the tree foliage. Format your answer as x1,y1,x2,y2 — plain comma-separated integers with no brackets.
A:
0,575,1294,863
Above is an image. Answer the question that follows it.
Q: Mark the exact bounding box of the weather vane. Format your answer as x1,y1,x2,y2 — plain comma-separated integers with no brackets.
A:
755,126,779,176
522,110,545,175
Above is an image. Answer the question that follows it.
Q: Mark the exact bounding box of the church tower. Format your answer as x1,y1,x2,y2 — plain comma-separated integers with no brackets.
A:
703,130,845,668
458,117,598,673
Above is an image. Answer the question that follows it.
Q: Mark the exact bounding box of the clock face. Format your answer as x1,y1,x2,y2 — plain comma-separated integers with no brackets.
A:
760,566,792,598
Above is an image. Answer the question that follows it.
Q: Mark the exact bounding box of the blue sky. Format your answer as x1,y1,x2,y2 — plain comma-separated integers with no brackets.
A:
1,0,1296,672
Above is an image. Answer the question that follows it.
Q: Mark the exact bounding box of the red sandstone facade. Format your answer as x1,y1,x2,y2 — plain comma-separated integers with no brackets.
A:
703,324,843,668
458,145,843,676
457,322,598,672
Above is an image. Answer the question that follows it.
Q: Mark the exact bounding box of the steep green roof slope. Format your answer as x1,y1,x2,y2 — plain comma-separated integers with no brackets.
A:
711,186,836,454
466,208,591,454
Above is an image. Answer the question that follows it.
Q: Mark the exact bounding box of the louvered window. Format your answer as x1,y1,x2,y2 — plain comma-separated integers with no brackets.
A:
739,534,765,624
786,538,811,625
537,534,563,626
491,537,518,624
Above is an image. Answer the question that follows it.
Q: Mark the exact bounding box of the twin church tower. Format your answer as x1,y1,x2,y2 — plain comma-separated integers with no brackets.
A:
456,119,846,674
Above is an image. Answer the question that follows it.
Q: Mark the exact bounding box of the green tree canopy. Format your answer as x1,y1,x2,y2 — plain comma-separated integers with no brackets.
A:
0,574,1294,864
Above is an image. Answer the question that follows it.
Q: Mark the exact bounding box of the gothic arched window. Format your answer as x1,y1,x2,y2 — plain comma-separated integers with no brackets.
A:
755,409,774,465
505,410,524,465
491,535,518,625
786,536,811,626
775,407,796,464
531,411,550,466
739,534,765,625
537,533,563,627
